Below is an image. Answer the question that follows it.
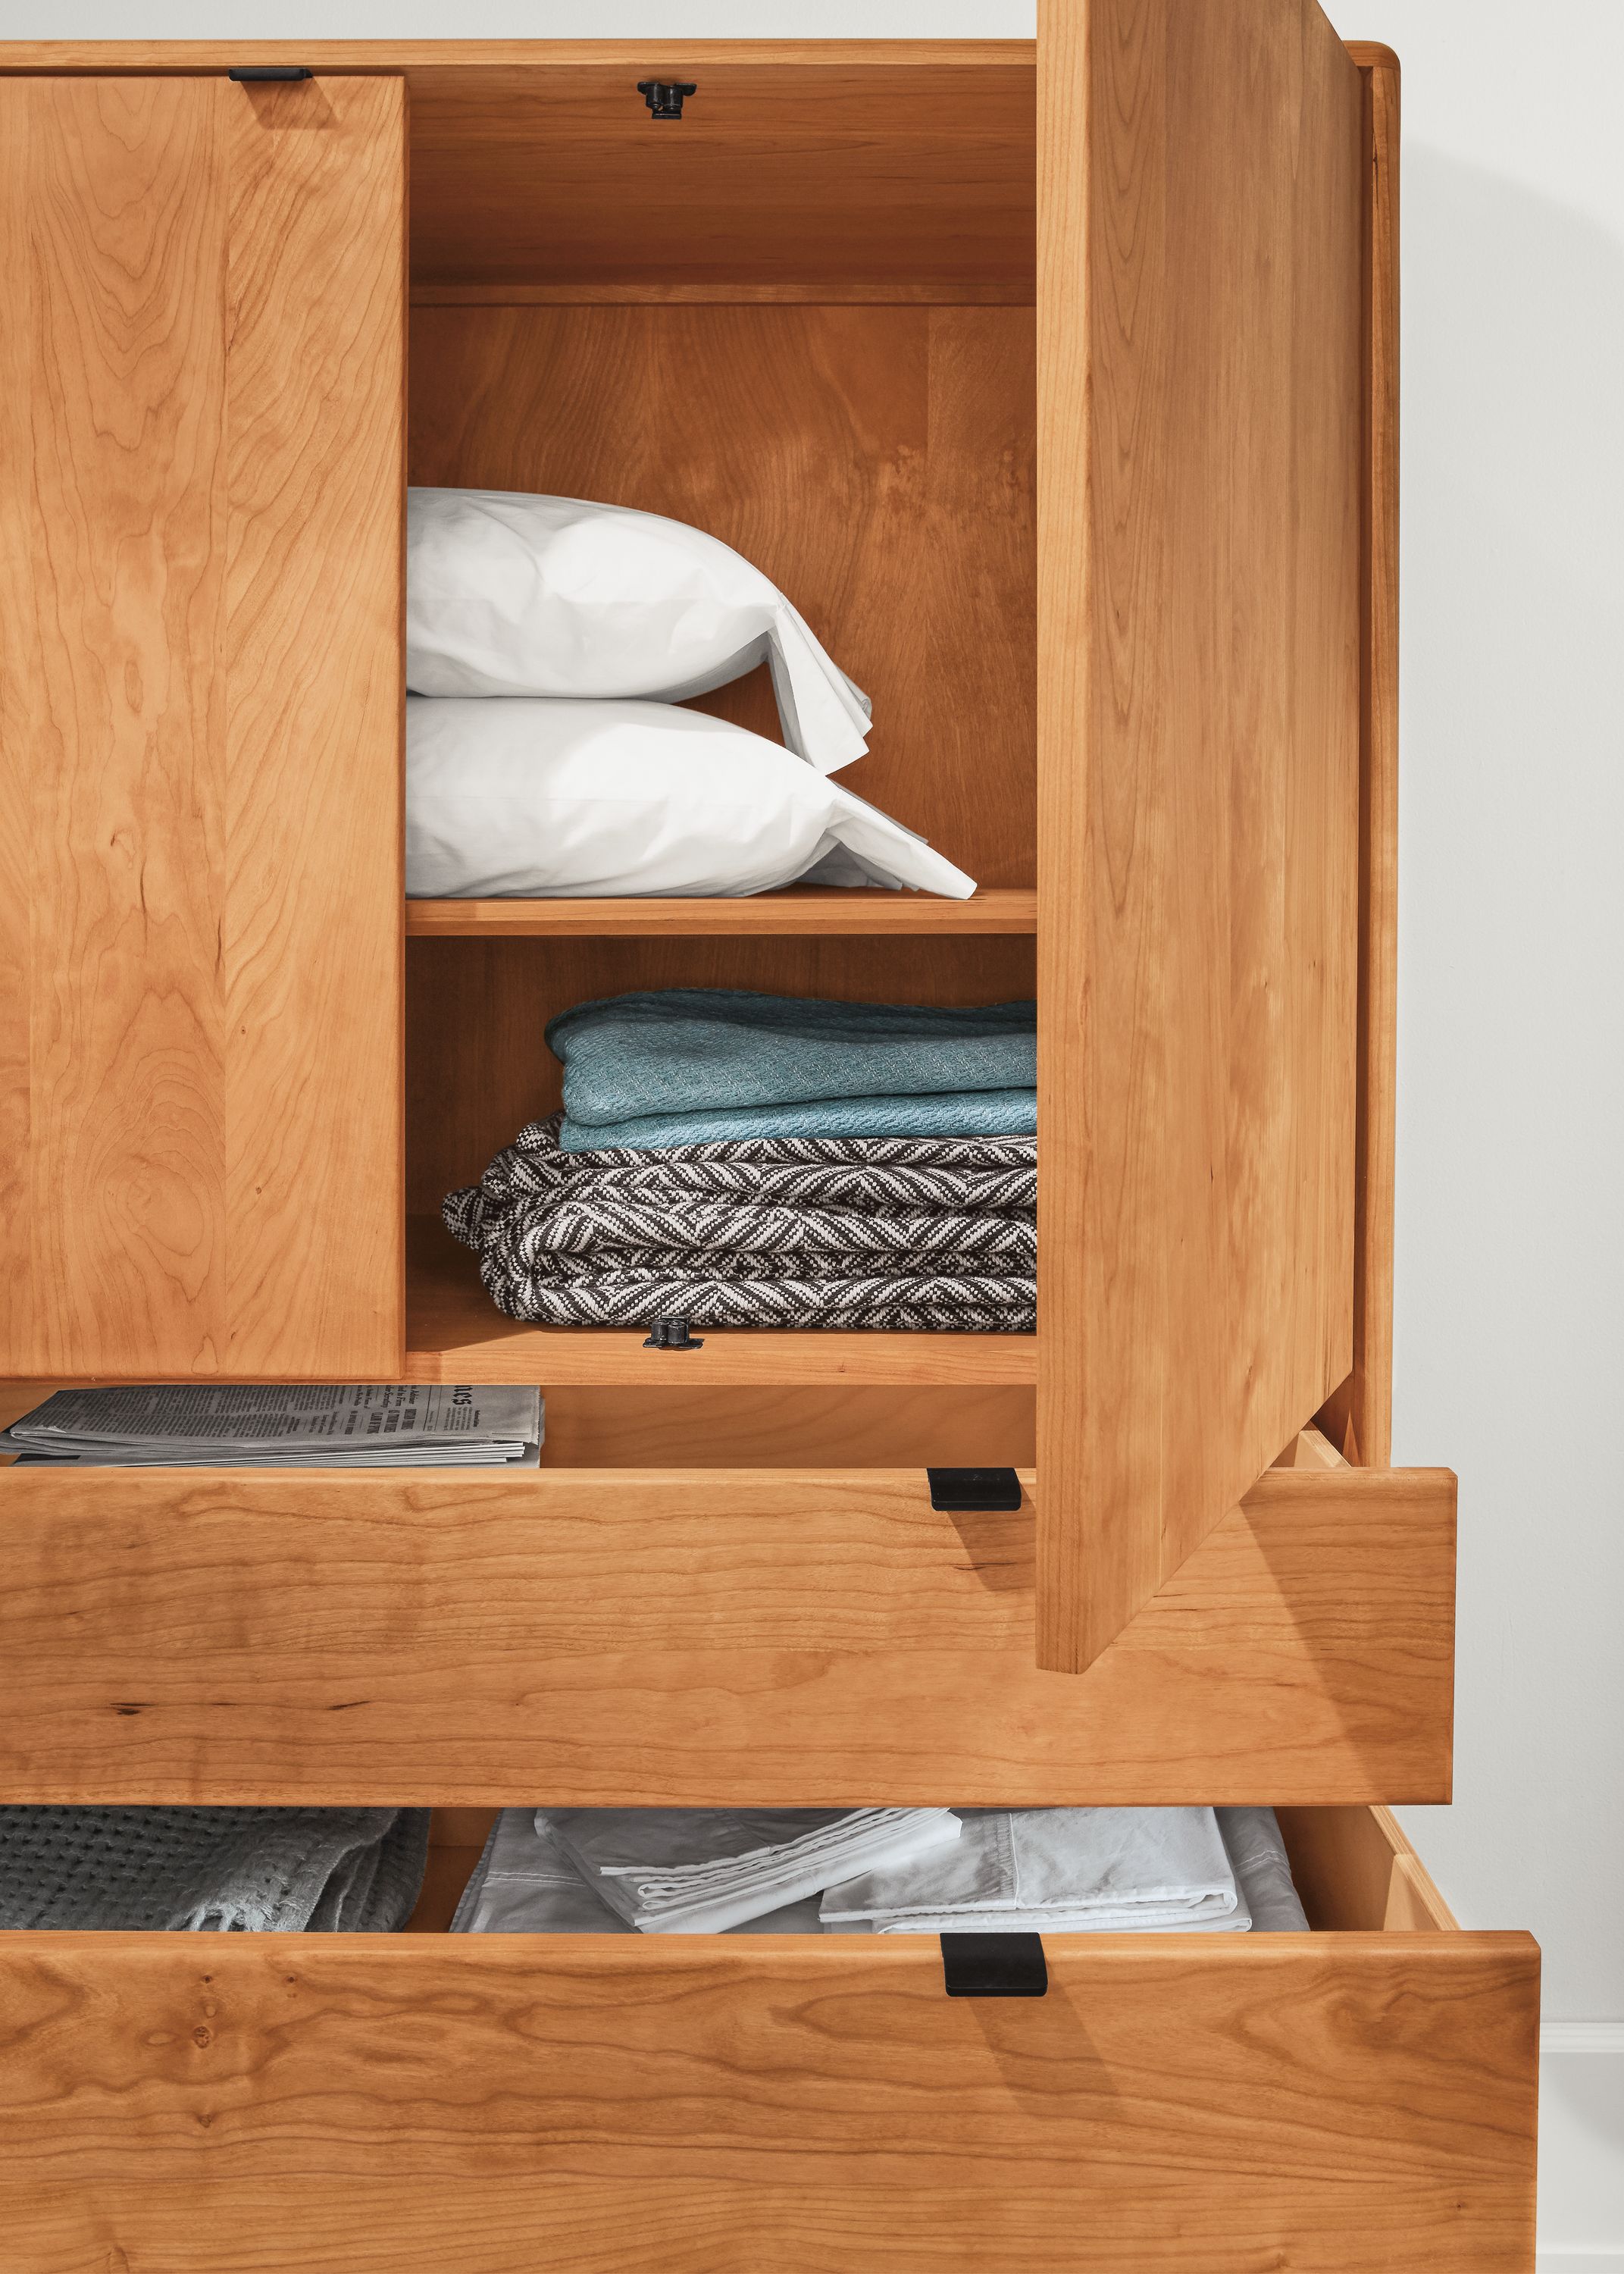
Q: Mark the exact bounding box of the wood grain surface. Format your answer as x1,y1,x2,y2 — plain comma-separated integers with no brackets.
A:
0,2168,1538,2274
1036,0,1365,1670
408,302,1035,887
405,934,1035,1216
0,1462,1453,1804
0,75,405,1380
405,889,1038,937
0,1925,1538,2273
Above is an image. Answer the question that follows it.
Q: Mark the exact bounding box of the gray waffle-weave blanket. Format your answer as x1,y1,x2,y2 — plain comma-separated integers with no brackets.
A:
446,1114,1036,1333
0,1807,430,1931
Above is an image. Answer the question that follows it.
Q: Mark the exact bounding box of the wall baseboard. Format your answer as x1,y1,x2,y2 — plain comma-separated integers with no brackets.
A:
1540,2023,1624,2258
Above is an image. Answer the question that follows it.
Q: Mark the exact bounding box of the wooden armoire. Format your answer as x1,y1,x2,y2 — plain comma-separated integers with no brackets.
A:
0,13,1540,2271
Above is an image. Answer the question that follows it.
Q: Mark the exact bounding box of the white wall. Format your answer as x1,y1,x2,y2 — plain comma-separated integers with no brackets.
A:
7,0,1619,2245
1338,5,1624,2257
1338,0,1624,2036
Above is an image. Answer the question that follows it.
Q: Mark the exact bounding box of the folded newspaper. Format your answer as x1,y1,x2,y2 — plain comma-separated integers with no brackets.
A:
2,1385,543,1467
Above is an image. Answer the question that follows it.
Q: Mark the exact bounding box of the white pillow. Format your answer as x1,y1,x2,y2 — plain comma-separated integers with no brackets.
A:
406,488,872,776
405,698,975,901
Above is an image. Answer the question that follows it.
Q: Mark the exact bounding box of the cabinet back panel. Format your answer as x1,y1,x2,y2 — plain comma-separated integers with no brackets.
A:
408,303,1036,889
537,1385,1034,1468
406,934,1036,1213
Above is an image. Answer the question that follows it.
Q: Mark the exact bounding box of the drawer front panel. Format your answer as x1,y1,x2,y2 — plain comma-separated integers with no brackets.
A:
0,1924,1537,2271
0,1464,1454,1804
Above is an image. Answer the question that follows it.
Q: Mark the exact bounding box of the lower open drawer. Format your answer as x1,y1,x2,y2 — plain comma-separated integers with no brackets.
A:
0,1809,1536,2272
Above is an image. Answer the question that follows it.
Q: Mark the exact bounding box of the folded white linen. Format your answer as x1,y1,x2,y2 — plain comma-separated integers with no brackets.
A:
452,1811,825,1935
1216,1806,1309,1931
818,1807,1248,1934
546,1806,962,1935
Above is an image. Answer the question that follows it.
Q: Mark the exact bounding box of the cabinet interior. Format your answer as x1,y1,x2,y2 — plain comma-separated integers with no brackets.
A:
402,51,1040,1390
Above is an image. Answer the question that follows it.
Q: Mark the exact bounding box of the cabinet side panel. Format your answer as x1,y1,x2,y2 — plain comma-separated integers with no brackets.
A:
0,79,230,1376
1350,55,1402,1469
1038,0,1365,1667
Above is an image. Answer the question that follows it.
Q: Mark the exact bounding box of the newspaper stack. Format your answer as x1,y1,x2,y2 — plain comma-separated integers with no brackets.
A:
2,1385,543,1467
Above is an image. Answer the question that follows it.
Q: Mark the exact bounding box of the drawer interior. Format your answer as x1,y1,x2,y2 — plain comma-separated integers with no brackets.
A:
405,1802,1460,1937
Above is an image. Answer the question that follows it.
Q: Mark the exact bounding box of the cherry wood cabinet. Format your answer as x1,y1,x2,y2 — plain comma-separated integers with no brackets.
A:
0,18,1535,2269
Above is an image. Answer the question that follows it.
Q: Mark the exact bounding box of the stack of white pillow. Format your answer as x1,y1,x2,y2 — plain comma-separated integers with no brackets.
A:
405,489,975,901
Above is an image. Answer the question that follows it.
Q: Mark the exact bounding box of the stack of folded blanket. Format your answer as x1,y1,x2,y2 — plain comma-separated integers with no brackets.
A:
0,1806,430,1932
452,1806,1309,1937
445,988,1037,1333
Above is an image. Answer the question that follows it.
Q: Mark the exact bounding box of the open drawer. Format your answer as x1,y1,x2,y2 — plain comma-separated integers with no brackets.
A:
0,1809,1536,2272
0,1442,1454,1806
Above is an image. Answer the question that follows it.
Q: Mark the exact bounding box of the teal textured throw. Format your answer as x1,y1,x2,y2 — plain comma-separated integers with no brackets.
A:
546,988,1037,1152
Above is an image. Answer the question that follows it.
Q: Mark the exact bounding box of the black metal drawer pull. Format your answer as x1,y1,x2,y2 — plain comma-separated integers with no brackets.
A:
927,1467,1022,1512
940,1933,1048,1997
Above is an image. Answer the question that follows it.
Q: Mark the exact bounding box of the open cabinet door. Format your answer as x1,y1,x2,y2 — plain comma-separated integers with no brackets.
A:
1037,0,1365,1669
0,73,405,1379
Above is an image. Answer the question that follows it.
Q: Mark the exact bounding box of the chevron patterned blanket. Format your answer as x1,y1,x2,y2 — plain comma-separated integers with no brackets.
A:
444,1114,1037,1333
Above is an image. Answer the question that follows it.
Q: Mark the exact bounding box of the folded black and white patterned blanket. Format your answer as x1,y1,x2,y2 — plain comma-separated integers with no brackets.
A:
446,1114,1036,1333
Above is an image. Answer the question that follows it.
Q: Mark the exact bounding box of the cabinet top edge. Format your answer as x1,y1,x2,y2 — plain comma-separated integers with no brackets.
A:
0,40,1037,72
0,37,1394,80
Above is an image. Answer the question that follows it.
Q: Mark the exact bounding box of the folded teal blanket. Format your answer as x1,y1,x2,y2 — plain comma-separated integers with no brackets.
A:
557,1088,1036,1152
547,989,1037,1152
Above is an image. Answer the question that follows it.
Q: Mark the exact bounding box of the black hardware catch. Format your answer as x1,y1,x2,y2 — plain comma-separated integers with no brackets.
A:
637,80,697,120
940,1933,1048,1998
643,1317,705,1351
229,66,312,81
926,1467,1023,1513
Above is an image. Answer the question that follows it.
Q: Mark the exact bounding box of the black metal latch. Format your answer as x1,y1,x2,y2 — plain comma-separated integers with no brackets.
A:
228,66,312,81
643,1317,704,1351
926,1467,1023,1513
940,1933,1048,1998
637,79,697,120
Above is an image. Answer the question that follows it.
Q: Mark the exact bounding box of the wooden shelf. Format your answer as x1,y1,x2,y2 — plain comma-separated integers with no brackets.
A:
412,283,1034,308
405,888,1037,940
405,1216,1037,1387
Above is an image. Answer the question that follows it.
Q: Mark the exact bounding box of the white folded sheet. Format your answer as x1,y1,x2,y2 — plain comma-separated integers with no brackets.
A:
819,1806,1250,1934
1216,1806,1310,1931
546,1806,962,1934
452,1811,827,1935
